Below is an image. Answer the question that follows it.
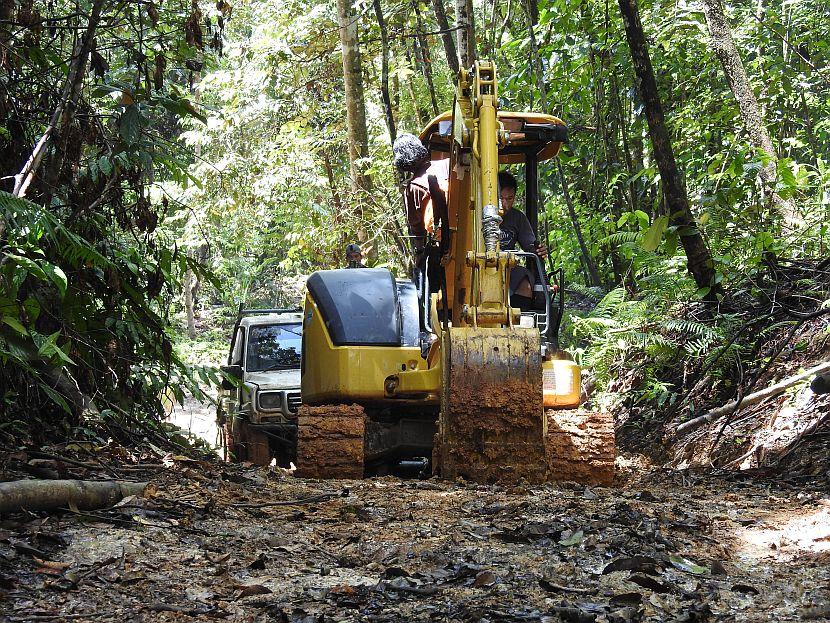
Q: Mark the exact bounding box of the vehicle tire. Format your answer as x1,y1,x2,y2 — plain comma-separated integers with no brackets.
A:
226,412,272,466
245,426,272,466
224,414,244,462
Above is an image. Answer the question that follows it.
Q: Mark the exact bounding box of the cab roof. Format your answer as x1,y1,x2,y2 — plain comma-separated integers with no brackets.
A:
419,111,568,164
239,312,303,328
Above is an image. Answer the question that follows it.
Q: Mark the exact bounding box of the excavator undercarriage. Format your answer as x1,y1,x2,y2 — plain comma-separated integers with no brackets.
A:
297,61,615,485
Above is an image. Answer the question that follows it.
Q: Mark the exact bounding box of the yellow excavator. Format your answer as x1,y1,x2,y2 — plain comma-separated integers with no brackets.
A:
297,62,615,484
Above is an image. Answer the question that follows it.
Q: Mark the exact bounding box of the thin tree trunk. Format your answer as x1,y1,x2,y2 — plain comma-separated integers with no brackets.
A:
405,46,428,126
588,42,625,286
412,0,440,116
618,0,719,298
336,0,372,195
701,0,796,222
676,360,830,437
455,0,476,68
799,91,819,167
321,151,344,218
0,0,12,239
185,265,197,339
754,0,767,118
497,0,513,51
522,0,547,110
372,0,397,144
430,0,460,76
611,70,637,214
13,0,105,198
557,160,601,287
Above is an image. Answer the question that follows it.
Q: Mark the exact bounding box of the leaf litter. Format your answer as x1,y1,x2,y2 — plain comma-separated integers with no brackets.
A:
0,460,828,622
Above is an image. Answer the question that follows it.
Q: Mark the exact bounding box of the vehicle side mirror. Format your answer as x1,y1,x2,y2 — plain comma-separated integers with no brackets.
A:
220,364,243,390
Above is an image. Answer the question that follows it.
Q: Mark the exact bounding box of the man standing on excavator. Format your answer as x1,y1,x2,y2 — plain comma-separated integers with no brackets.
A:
393,133,450,253
393,132,451,310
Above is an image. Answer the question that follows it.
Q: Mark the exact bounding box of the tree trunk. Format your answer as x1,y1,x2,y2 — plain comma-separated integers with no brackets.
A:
412,0,440,116
0,480,147,514
557,160,602,287
431,0,460,76
372,0,397,144
405,45,428,126
455,0,476,69
700,0,796,222
321,150,344,218
589,43,626,287
610,70,638,214
336,0,372,195
522,0,547,110
0,0,12,239
184,265,197,339
676,360,830,437
618,0,719,298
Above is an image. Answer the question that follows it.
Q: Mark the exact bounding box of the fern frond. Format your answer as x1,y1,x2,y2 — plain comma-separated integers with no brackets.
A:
592,288,626,318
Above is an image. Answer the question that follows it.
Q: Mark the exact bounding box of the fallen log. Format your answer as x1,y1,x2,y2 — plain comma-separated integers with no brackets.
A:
0,479,147,514
676,361,830,437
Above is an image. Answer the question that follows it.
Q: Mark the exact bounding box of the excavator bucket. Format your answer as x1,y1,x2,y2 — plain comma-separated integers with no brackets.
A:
433,326,617,485
434,327,549,484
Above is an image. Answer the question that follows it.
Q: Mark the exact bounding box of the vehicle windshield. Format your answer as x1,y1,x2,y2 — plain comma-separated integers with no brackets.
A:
246,323,302,372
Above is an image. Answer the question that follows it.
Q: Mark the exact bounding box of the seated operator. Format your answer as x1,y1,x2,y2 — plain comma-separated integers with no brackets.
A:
498,170,548,309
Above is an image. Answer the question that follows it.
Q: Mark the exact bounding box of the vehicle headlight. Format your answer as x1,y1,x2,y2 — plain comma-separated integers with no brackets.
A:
258,391,282,411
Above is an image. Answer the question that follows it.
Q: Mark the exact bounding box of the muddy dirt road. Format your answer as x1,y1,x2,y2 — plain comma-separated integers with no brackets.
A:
2,463,829,622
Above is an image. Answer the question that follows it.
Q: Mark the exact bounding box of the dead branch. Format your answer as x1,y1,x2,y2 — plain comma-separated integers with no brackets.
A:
24,449,165,472
12,0,105,197
0,479,147,514
676,361,830,437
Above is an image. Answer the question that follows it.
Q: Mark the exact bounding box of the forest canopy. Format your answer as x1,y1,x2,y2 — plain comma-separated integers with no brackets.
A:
0,0,827,446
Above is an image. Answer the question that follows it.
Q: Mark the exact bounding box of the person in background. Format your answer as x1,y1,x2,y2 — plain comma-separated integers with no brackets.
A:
345,243,364,269
498,170,547,309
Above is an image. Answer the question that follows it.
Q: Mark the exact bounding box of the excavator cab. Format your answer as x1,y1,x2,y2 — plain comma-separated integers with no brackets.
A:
418,110,568,347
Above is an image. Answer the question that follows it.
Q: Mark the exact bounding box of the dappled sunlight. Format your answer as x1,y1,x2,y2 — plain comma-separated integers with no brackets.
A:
734,501,830,561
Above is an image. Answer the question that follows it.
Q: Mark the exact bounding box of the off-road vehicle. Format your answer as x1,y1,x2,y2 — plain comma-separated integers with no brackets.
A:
217,307,302,466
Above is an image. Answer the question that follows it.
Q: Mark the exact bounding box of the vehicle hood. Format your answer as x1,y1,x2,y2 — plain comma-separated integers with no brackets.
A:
245,369,301,390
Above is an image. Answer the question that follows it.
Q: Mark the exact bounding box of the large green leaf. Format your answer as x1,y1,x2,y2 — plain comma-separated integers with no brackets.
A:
119,105,143,144
641,215,669,252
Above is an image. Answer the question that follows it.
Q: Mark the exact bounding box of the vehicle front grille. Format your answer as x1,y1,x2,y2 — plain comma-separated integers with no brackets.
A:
286,392,302,414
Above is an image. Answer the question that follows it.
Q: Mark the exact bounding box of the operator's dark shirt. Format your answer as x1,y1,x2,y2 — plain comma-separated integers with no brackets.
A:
499,207,536,251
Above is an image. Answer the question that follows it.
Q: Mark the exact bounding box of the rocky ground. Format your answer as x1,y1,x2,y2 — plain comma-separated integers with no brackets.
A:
1,456,829,623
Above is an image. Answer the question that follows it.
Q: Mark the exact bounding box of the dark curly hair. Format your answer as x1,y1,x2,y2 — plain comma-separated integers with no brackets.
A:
498,170,517,191
393,133,430,172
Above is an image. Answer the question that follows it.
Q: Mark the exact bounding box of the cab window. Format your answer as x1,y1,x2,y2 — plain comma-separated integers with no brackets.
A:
246,323,302,372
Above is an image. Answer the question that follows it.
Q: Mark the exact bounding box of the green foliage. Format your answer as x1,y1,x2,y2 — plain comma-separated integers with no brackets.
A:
3,0,828,447
0,0,224,445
